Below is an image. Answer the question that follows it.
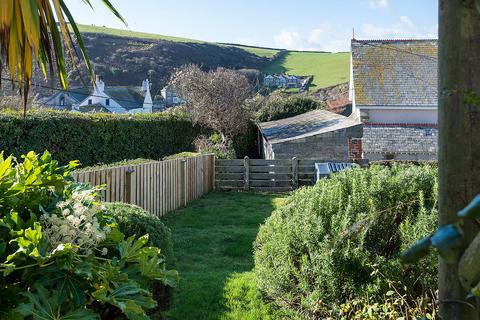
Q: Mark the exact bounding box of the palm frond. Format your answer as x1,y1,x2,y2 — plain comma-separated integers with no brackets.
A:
0,0,126,116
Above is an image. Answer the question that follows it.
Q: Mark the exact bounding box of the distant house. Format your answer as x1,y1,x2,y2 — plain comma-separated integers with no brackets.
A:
263,74,304,89
39,76,164,114
161,86,185,106
349,39,438,161
39,89,89,110
258,109,363,160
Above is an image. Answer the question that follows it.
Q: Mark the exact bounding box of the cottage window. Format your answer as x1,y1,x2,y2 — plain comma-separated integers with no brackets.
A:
59,96,65,106
106,98,110,106
88,99,92,105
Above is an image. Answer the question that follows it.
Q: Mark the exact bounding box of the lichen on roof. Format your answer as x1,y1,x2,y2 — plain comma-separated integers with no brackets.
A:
352,39,438,106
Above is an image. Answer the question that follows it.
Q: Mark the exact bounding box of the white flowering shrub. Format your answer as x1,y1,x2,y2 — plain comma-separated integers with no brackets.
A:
0,151,178,319
41,188,108,254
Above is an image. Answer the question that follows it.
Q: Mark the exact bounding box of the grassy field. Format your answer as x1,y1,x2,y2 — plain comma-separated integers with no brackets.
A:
226,45,281,58
263,51,351,89
76,24,279,57
162,192,287,320
76,24,204,43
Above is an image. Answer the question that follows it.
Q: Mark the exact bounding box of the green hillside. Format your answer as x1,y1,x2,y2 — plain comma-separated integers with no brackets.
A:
76,24,203,43
225,45,281,58
264,51,350,89
74,24,350,89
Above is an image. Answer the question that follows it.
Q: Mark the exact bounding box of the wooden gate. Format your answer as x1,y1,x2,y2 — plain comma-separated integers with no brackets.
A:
215,157,351,192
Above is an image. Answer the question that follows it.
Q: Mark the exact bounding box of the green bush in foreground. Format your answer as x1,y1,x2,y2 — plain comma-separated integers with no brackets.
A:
0,109,203,166
105,202,174,267
0,151,177,319
254,164,438,318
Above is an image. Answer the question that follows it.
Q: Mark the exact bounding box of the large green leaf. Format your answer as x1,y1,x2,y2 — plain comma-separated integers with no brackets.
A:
16,285,98,320
92,281,156,320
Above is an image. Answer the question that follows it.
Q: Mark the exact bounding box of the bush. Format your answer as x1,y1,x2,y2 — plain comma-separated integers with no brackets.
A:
194,135,236,159
0,151,177,319
254,164,438,318
0,109,205,166
104,202,174,266
163,152,200,160
256,94,324,122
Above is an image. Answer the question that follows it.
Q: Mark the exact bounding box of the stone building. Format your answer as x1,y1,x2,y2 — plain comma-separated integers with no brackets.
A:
349,39,438,160
258,109,363,160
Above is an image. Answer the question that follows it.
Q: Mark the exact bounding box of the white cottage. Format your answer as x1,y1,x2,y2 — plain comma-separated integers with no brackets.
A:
74,76,156,114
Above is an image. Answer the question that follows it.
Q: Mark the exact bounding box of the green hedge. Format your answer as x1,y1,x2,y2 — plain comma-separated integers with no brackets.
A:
254,164,438,318
0,109,204,166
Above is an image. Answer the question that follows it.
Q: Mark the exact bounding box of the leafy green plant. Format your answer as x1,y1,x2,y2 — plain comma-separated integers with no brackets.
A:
254,164,438,318
105,202,174,266
0,151,178,319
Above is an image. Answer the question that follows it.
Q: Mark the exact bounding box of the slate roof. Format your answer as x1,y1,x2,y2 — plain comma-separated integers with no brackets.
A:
259,109,362,144
103,87,144,110
363,124,437,155
352,39,438,107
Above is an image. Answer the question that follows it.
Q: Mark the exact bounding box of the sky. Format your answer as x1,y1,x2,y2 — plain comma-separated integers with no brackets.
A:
65,0,438,52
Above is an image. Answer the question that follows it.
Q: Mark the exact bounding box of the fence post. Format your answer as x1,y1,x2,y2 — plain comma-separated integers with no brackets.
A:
125,168,135,203
180,159,187,207
244,156,250,191
292,157,298,189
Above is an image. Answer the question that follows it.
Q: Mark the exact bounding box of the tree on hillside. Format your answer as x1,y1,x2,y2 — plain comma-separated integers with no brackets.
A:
0,0,125,114
170,64,253,144
438,0,480,318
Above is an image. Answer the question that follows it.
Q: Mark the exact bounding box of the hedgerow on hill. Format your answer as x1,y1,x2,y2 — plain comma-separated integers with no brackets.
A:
254,164,438,318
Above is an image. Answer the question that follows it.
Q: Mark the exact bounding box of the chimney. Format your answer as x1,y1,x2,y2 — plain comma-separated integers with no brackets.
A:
142,79,153,113
94,75,105,94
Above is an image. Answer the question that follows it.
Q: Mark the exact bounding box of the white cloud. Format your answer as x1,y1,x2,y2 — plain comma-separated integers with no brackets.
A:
361,16,437,39
274,30,302,49
307,25,333,45
368,0,388,9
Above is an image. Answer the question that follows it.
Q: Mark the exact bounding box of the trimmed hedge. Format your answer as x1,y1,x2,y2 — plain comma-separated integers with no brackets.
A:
0,109,204,166
105,202,174,266
256,94,324,122
254,164,438,318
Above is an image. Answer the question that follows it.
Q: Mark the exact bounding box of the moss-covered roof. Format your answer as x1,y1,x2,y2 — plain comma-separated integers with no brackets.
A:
352,39,437,106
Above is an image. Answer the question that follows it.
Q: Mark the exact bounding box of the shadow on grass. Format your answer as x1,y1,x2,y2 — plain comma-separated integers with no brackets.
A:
161,192,287,320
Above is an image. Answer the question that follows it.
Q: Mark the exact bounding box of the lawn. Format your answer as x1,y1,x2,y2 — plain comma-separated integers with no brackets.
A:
162,192,287,320
263,51,351,89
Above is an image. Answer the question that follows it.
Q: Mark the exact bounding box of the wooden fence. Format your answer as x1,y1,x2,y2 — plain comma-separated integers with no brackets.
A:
73,154,215,217
215,157,353,192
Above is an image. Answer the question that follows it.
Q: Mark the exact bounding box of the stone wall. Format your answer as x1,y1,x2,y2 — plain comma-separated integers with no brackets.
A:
266,125,363,160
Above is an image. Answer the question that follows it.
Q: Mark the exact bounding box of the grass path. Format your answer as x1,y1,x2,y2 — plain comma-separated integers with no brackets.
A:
162,192,286,320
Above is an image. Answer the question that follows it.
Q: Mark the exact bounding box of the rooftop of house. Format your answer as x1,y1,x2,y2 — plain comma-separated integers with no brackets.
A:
363,123,438,155
259,109,362,144
351,39,438,107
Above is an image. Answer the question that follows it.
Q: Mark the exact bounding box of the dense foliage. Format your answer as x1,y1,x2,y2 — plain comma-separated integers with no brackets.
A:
105,203,174,267
256,93,324,122
0,151,177,319
254,164,438,318
0,109,204,166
